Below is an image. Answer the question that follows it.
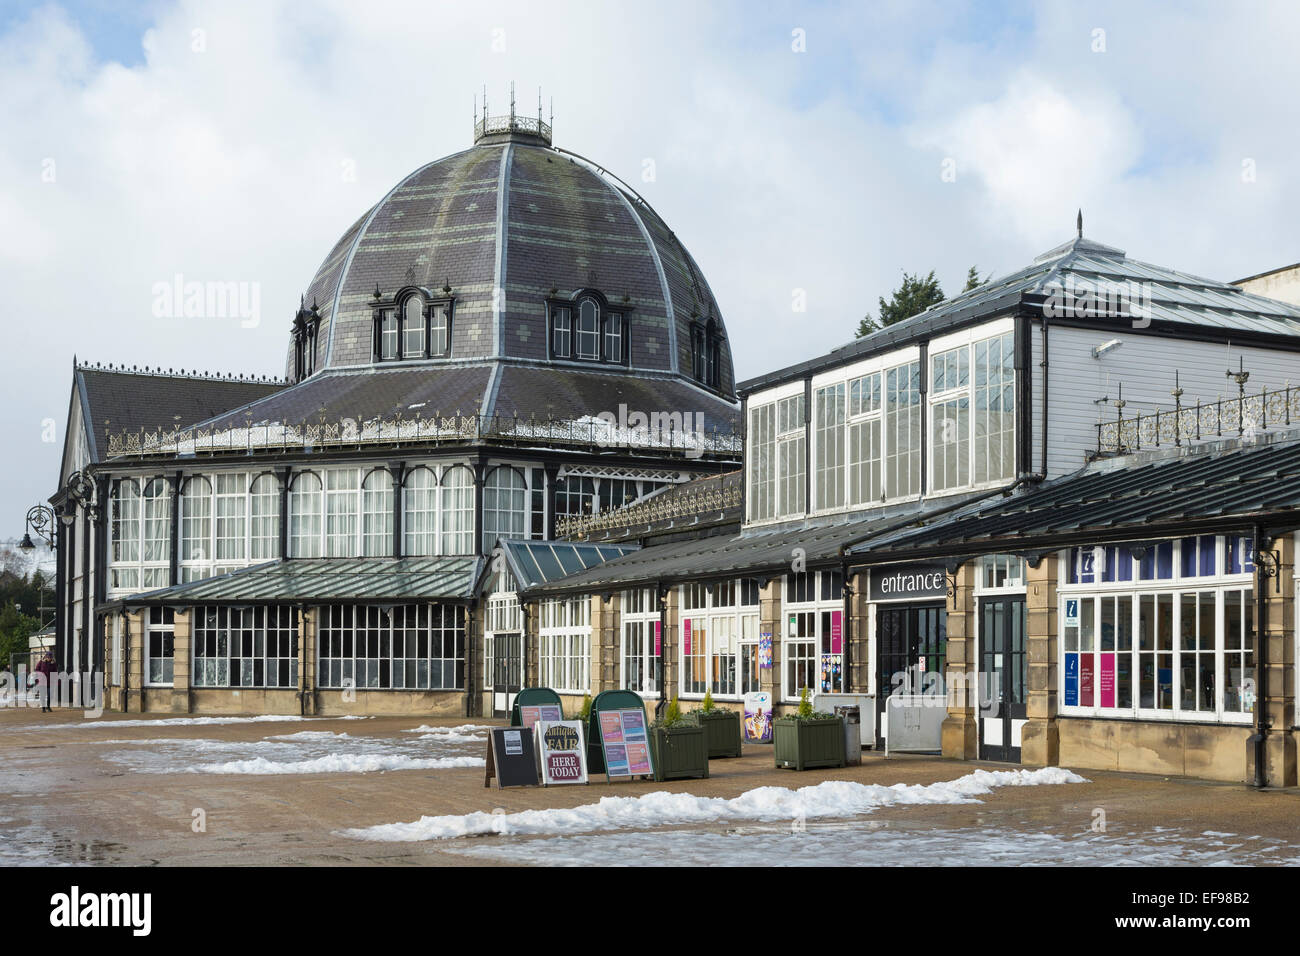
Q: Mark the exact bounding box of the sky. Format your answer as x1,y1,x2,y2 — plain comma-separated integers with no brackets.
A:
1,0,1299,519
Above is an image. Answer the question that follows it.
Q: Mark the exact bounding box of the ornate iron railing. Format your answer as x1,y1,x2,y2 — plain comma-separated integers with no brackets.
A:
474,113,552,144
104,413,742,461
556,477,742,539
1095,383,1300,455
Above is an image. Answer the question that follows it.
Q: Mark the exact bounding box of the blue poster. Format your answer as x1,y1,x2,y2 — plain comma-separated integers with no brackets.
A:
1064,653,1079,707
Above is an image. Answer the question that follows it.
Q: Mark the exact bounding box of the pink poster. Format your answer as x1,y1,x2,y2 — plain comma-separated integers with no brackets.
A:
653,621,661,655
830,611,843,655
683,619,692,655
1099,653,1115,708
1080,653,1094,707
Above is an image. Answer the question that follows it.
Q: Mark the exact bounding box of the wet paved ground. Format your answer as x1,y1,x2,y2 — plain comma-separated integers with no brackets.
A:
3,707,1299,866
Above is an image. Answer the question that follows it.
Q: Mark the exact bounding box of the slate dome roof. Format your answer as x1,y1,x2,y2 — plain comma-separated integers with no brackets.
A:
291,116,735,400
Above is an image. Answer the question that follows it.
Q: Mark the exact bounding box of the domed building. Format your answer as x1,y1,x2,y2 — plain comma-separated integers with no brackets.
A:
48,103,741,718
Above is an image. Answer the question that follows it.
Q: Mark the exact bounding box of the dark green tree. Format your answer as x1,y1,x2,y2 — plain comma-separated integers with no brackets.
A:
962,265,990,293
0,602,40,669
857,270,945,337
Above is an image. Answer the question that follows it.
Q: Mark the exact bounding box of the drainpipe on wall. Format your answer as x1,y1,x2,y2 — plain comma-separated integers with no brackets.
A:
841,558,854,694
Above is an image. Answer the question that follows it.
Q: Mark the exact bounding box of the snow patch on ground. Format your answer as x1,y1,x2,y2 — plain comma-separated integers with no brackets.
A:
19,714,374,731
190,754,485,775
444,820,1298,867
343,767,1088,842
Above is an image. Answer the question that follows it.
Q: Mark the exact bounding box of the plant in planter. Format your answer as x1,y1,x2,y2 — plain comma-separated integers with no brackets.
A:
574,693,593,726
649,695,709,782
689,689,743,759
773,687,846,771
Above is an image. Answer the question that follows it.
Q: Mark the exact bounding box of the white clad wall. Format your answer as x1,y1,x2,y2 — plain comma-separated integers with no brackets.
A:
1036,325,1300,477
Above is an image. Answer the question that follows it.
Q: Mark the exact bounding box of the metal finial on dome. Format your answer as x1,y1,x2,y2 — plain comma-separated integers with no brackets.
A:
474,84,552,146
1077,208,1083,239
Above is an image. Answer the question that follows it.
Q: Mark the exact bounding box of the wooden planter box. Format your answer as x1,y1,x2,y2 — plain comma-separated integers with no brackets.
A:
692,709,743,759
774,717,846,771
649,724,710,781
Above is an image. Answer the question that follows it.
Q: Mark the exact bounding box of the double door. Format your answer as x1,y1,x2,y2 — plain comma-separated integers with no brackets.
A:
491,632,522,718
978,596,1027,762
875,602,946,748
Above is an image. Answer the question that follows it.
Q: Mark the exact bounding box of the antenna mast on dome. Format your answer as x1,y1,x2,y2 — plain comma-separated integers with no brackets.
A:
472,83,553,146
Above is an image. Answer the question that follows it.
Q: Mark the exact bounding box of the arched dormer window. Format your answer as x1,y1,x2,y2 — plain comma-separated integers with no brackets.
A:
292,299,321,382
371,287,455,363
546,289,629,365
689,316,724,390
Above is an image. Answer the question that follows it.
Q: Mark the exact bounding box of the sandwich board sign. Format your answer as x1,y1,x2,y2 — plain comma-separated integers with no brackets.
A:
598,709,655,781
484,727,540,789
520,704,562,731
535,720,588,785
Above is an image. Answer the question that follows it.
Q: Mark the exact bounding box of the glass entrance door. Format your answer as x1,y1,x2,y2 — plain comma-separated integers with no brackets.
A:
978,596,1027,762
491,632,522,718
875,602,946,748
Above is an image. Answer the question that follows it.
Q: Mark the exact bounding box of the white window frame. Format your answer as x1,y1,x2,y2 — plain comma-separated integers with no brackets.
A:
621,588,661,698
678,579,761,701
927,322,1016,495
144,607,175,687
780,570,845,702
1058,536,1255,725
538,596,592,694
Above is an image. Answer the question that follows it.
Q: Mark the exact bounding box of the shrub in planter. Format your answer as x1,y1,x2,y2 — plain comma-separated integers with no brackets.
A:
689,690,743,759
649,696,709,782
774,688,846,771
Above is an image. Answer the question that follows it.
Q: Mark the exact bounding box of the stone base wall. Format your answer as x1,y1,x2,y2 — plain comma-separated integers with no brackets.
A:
1059,717,1261,783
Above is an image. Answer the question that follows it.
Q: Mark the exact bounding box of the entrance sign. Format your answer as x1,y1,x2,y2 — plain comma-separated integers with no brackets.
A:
484,727,540,789
870,565,947,602
520,704,562,730
742,691,773,743
536,720,588,785
599,709,654,780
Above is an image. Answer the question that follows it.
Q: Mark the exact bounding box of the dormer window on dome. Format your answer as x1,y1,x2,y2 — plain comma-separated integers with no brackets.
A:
691,316,723,389
546,290,628,366
292,298,322,382
371,286,454,363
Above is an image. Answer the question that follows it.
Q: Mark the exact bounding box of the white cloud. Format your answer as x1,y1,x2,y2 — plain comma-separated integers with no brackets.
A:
2,0,1300,517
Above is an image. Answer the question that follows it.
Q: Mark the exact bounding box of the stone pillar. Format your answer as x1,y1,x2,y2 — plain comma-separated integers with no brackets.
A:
759,579,783,711
299,607,317,716
171,609,192,714
1021,554,1060,767
941,562,978,759
661,587,680,706
1257,535,1296,787
590,594,620,695
524,600,539,689
124,611,144,713
847,572,870,695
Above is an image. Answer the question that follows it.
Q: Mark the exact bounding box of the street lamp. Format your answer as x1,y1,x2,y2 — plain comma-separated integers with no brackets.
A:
20,504,57,552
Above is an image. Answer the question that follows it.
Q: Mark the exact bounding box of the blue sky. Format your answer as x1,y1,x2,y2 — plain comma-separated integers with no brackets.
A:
1,0,1299,516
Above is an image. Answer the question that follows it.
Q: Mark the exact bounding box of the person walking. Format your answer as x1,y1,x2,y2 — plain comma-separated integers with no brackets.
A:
35,651,56,713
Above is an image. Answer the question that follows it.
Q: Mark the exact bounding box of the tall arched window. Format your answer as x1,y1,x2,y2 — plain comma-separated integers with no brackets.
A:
249,474,280,560
403,467,438,556
214,473,247,563
362,469,394,557
289,473,323,558
111,480,141,590
576,298,600,359
440,465,474,555
325,470,360,557
482,466,527,552
141,478,171,587
402,295,425,358
180,476,213,579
